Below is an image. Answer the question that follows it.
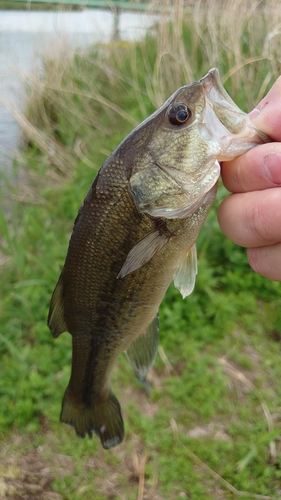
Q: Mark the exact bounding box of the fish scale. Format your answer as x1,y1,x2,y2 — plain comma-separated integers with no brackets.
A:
48,68,270,449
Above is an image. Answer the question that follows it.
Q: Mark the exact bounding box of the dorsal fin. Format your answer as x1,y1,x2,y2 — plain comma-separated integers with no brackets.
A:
47,276,67,338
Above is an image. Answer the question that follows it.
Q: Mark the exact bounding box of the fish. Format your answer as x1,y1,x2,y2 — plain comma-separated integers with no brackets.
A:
47,68,270,450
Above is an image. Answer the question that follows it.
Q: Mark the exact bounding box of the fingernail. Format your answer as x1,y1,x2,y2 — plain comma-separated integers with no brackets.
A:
263,152,281,186
248,107,261,120
248,100,269,121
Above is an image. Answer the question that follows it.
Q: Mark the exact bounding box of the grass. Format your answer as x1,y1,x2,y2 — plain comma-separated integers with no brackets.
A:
1,1,281,498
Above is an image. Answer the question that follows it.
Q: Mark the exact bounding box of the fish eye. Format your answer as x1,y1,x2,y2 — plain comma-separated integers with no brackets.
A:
168,103,191,125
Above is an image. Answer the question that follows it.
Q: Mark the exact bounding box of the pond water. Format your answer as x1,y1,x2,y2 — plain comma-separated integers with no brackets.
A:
0,9,158,173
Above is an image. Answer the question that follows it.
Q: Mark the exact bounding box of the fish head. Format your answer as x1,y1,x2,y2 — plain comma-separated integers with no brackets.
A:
129,68,270,219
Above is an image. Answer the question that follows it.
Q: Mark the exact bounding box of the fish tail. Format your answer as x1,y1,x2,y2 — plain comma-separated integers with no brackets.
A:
60,387,124,450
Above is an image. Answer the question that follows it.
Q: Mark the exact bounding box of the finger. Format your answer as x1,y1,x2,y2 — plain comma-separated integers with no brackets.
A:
247,243,281,281
217,188,281,247
220,142,281,193
249,75,281,141
220,76,281,193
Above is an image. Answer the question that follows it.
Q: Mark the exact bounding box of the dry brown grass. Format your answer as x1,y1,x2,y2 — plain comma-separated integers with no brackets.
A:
11,0,279,183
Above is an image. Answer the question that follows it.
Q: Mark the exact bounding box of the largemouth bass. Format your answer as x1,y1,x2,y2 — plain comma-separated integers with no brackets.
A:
48,68,269,449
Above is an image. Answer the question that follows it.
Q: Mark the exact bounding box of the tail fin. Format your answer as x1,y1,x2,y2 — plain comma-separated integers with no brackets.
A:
60,388,124,449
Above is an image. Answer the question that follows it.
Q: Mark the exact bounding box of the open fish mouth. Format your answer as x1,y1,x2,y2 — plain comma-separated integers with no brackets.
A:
200,68,243,115
200,68,271,159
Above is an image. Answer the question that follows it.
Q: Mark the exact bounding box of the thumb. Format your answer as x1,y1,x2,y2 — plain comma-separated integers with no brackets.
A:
249,76,281,141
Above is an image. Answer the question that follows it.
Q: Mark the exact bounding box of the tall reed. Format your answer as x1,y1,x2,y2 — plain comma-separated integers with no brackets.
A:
20,0,281,180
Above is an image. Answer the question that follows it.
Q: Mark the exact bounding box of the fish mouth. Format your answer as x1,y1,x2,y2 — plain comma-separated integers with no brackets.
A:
200,68,241,114
199,68,271,159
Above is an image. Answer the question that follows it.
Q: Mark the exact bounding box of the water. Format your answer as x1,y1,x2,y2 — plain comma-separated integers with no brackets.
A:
0,9,158,173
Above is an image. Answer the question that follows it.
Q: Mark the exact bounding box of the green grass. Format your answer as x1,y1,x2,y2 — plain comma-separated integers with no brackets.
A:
1,2,281,498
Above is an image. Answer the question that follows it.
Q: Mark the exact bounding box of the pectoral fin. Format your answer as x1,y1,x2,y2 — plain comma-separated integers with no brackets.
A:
126,315,159,380
173,243,198,298
118,229,168,278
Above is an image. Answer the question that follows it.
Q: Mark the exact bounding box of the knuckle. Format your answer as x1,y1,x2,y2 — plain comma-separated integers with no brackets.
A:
248,200,273,244
234,160,249,193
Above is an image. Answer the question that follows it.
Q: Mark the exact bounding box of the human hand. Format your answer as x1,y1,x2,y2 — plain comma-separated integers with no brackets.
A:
218,77,281,281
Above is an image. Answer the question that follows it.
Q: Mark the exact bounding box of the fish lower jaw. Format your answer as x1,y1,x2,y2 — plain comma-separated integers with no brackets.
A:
217,124,270,161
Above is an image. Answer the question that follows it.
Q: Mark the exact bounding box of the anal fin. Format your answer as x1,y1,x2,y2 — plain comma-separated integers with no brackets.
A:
126,314,159,380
